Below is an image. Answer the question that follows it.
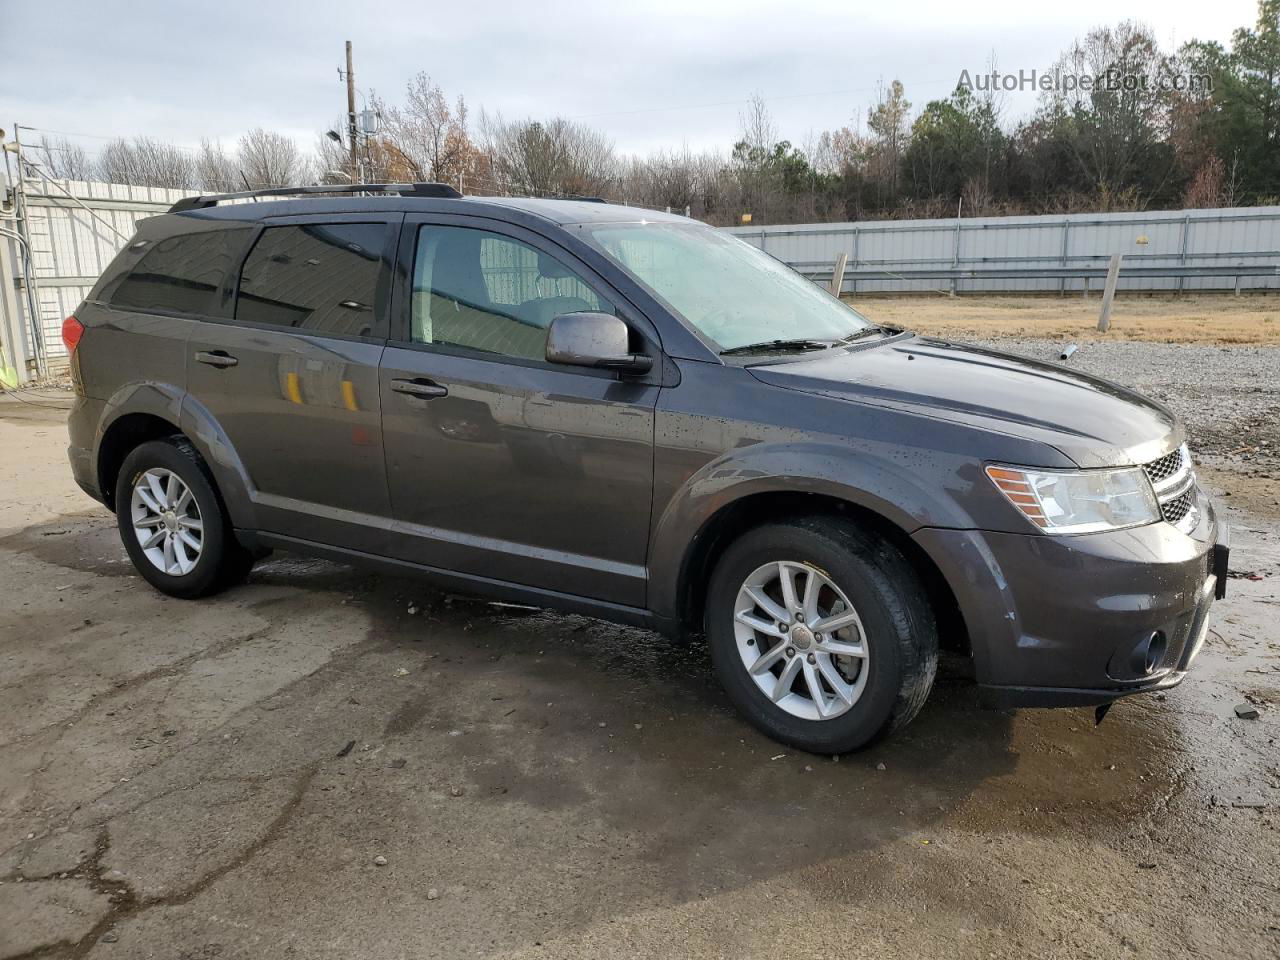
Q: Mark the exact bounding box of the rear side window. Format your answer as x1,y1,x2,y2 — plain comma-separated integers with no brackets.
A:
105,227,250,317
235,223,388,339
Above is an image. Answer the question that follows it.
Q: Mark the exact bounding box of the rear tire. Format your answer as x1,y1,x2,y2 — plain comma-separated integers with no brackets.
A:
705,516,937,753
115,437,255,599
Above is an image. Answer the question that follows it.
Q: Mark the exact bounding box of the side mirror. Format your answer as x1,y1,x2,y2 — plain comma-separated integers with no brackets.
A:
546,312,653,374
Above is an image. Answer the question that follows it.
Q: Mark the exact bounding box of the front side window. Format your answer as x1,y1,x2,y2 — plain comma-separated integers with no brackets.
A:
581,222,873,351
105,226,251,317
235,223,387,338
410,225,612,361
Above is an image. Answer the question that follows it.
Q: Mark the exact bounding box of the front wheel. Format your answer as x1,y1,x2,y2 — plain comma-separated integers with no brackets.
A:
705,517,937,753
115,437,255,599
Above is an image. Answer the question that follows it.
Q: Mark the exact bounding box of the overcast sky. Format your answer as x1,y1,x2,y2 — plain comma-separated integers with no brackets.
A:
0,0,1262,163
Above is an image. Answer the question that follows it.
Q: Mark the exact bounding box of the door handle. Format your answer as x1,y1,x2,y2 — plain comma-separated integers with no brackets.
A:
195,350,238,368
391,377,448,400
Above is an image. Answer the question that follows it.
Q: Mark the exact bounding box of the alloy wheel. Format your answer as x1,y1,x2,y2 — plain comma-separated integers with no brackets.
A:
732,560,869,721
129,468,204,576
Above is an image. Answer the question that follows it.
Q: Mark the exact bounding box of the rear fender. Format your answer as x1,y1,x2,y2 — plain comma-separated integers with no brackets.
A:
94,381,259,529
177,392,259,530
95,382,186,502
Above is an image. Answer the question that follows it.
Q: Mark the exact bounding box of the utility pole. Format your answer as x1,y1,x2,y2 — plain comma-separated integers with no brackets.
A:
345,41,359,183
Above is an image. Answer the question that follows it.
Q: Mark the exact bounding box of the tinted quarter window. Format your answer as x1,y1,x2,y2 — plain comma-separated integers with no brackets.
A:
236,223,388,338
411,225,611,361
105,226,251,317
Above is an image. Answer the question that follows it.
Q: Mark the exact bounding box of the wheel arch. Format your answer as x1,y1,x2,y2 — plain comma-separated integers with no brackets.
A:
672,490,969,659
98,412,186,510
95,383,257,532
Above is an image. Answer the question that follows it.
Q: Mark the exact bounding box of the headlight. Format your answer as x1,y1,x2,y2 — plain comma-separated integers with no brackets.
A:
986,464,1159,534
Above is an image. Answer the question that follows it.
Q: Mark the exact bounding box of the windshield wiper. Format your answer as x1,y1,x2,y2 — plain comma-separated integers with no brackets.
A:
839,324,898,343
720,338,839,356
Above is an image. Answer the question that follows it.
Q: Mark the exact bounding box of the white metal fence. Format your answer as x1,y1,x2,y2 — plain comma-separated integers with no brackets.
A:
724,206,1280,296
4,178,1279,386
1,174,187,384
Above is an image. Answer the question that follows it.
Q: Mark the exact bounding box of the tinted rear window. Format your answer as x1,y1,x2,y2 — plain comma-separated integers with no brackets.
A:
105,227,250,317
235,223,388,338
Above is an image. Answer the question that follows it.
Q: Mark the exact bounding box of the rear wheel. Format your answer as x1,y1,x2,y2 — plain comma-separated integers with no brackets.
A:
115,437,255,598
705,516,937,753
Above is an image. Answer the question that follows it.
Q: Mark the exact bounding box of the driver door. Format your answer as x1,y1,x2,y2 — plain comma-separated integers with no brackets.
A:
378,215,662,607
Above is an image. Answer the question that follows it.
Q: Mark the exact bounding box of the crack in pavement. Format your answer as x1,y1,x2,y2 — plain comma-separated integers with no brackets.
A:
6,764,321,960
0,626,277,752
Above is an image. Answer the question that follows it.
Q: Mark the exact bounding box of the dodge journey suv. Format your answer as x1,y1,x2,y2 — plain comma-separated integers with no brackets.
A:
64,183,1229,753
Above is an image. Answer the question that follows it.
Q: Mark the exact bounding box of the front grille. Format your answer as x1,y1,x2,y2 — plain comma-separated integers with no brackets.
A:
1143,445,1197,529
1161,488,1195,524
1143,448,1184,486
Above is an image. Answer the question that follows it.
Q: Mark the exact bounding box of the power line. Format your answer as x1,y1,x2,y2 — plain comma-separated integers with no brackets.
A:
568,78,955,122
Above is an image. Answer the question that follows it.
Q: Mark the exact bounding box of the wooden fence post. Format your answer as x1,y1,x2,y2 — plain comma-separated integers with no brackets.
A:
1097,254,1123,332
829,252,848,296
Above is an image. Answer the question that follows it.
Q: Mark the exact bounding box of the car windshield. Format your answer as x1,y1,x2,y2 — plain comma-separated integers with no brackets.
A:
580,221,875,352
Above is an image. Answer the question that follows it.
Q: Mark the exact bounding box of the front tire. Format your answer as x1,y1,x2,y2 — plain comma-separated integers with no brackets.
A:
705,516,937,753
115,437,254,599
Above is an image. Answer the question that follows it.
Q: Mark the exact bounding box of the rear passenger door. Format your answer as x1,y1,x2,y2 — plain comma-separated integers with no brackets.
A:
379,215,661,607
85,218,254,404
185,213,400,552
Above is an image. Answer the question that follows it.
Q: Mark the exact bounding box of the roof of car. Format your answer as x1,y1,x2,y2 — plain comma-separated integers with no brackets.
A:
177,194,693,227
465,196,692,224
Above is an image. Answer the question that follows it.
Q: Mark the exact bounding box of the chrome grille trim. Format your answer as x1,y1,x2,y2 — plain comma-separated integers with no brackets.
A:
1144,444,1198,531
1143,448,1184,486
1161,488,1195,524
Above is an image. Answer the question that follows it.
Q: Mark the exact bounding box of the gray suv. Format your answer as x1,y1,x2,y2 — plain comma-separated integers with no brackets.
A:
64,183,1229,753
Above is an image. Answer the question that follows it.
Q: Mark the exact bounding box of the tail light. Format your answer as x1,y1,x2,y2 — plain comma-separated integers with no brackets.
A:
62,315,85,352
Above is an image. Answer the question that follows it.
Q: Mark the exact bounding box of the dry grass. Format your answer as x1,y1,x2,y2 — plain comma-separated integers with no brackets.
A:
845,293,1280,345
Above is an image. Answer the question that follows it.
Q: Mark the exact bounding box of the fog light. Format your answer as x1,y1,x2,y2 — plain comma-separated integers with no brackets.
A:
1135,631,1167,675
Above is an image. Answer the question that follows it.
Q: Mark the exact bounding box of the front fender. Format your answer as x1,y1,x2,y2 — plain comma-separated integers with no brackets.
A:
646,439,979,622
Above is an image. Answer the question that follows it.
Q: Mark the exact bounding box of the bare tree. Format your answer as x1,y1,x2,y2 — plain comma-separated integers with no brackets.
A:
739,93,777,157
1038,21,1173,200
480,113,617,197
1182,154,1227,207
237,128,310,188
374,73,472,184
622,147,731,215
733,94,781,220
33,136,93,180
97,137,196,188
867,80,911,202
196,139,240,191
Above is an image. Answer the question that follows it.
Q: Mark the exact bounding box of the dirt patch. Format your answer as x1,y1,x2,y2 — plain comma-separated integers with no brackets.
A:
851,293,1280,345
1201,465,1280,525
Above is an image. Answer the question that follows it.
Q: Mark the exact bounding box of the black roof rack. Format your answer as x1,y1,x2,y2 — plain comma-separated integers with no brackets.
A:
557,195,609,203
169,182,463,213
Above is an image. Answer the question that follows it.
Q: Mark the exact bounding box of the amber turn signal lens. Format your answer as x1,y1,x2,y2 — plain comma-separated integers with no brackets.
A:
984,465,1049,527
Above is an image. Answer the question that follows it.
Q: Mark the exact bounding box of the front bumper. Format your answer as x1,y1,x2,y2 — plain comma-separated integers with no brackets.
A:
914,498,1227,708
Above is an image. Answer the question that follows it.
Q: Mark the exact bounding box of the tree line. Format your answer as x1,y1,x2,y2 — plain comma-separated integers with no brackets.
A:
30,1,1280,225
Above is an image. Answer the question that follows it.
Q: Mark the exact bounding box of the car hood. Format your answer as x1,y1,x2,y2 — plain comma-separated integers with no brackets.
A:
748,335,1181,468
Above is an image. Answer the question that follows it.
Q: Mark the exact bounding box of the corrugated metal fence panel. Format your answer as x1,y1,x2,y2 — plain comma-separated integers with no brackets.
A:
726,206,1280,294
7,178,189,374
